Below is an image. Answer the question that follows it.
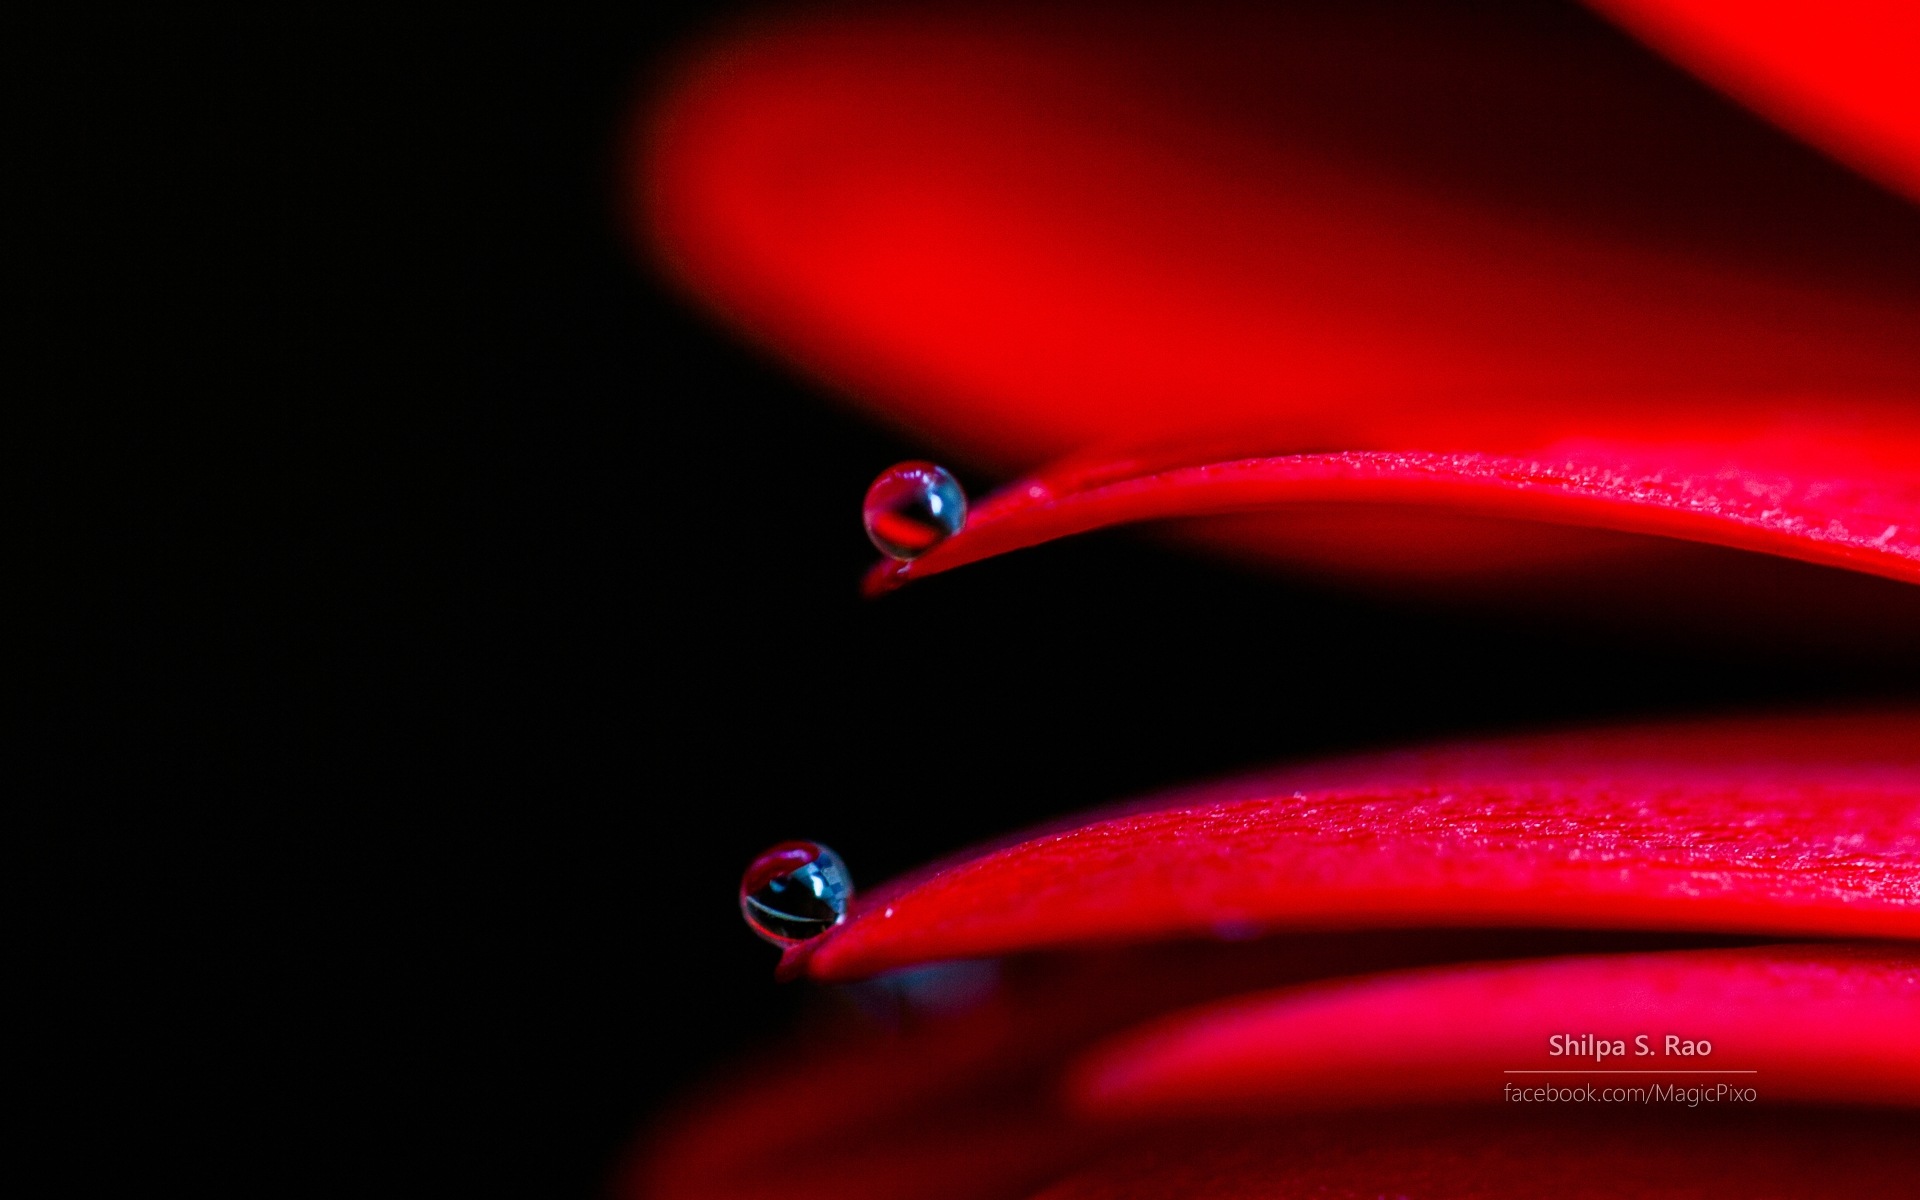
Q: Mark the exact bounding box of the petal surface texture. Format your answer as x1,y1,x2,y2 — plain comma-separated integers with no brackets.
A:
1075,943,1920,1113
862,444,1920,597
1590,0,1920,203
797,712,1920,980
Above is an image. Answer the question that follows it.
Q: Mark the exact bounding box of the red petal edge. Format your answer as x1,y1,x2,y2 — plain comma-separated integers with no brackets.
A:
862,441,1920,596
645,3,1920,604
793,712,1920,981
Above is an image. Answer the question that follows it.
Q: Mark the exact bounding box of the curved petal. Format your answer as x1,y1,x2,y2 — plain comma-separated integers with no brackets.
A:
862,442,1920,596
795,712,1920,980
1032,1112,1919,1200
1590,0,1920,203
1073,943,1920,1114
641,2,1920,471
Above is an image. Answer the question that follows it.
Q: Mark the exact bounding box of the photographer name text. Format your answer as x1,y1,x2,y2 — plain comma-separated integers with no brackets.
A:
1548,1033,1712,1061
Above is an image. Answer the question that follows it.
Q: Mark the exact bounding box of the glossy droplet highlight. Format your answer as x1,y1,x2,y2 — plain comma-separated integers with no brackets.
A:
740,841,854,945
863,461,967,558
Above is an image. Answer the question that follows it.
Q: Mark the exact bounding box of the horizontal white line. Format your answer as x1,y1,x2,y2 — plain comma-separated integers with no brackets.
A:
1503,1070,1758,1075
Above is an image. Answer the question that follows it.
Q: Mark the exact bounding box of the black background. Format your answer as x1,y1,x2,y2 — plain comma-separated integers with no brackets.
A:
23,3,1914,1197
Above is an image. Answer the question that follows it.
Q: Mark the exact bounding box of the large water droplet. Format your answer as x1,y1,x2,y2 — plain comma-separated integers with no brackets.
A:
740,841,854,945
863,462,966,559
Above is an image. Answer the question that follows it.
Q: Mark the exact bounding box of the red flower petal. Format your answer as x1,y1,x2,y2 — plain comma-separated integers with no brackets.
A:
1591,0,1920,202
644,3,1920,596
861,441,1920,597
642,3,1920,472
1074,943,1920,1114
795,712,1920,981
1032,1112,1919,1199
640,8,1920,1188
631,933,1791,1200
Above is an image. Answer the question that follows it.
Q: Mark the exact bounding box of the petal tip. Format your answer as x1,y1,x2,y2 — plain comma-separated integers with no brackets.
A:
859,558,914,598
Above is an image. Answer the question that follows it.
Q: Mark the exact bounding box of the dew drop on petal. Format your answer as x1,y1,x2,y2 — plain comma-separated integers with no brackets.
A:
863,461,967,559
740,841,854,945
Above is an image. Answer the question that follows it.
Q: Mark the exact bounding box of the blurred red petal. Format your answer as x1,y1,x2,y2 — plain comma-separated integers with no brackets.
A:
1033,1112,1919,1199
628,947,1304,1200
642,2,1920,468
631,933,1766,1200
643,2,1920,596
1591,0,1920,202
1074,943,1920,1113
797,712,1920,981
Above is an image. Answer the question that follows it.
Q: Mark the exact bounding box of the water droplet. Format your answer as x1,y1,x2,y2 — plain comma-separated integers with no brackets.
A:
740,841,854,945
863,461,967,559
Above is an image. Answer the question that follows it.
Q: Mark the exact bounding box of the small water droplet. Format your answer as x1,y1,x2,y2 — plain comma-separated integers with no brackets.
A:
863,461,967,559
740,841,854,945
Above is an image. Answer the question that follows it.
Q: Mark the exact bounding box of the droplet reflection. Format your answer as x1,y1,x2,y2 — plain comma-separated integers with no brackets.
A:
863,461,967,559
740,841,854,945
